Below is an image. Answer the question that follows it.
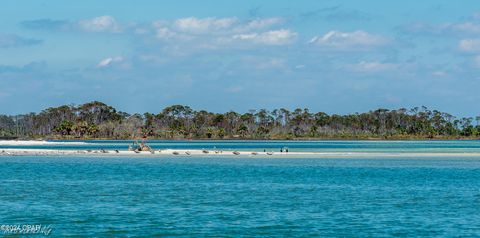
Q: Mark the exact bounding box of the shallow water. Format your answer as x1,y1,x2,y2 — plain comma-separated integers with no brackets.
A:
1,141,480,236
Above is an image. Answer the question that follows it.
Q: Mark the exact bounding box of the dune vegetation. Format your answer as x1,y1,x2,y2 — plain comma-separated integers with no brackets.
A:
1,101,479,140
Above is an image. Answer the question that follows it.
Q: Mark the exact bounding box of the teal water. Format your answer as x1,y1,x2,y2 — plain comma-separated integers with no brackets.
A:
1,141,480,236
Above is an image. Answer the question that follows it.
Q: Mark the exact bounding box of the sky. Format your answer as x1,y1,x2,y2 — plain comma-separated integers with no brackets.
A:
1,0,480,116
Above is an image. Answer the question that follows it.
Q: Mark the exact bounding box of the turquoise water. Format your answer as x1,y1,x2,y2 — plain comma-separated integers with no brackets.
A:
1,141,480,236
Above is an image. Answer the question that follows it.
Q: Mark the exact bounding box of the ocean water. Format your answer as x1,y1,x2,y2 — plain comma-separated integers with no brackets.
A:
1,141,480,237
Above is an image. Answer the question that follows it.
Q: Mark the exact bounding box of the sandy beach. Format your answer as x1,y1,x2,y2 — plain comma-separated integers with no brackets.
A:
1,148,480,158
0,140,89,146
2,140,480,158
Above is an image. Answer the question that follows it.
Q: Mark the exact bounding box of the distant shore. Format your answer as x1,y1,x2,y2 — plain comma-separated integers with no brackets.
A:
3,102,480,143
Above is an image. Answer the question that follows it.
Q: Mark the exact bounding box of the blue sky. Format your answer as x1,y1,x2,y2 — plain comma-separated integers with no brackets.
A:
1,0,480,116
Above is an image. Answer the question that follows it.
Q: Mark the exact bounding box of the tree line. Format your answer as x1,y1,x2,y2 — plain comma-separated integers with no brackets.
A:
0,101,479,140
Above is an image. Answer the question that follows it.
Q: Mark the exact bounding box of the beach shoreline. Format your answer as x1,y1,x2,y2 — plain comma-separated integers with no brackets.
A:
0,140,89,146
6,136,480,141
2,148,480,158
2,140,480,158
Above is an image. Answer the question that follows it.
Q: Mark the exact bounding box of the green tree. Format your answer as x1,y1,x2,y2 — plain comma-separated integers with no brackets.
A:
54,120,74,136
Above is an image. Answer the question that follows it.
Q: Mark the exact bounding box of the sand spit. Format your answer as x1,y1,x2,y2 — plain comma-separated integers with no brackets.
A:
1,148,480,158
0,140,89,146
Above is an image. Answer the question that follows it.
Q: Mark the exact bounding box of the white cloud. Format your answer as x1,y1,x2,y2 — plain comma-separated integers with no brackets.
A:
233,29,297,45
152,21,177,40
98,56,124,67
151,17,293,47
79,16,121,33
310,30,388,50
154,17,284,37
155,27,177,40
173,17,237,34
348,61,397,72
459,39,480,52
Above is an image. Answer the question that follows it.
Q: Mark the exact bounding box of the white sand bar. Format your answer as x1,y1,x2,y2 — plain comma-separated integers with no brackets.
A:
0,140,89,146
1,148,480,158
